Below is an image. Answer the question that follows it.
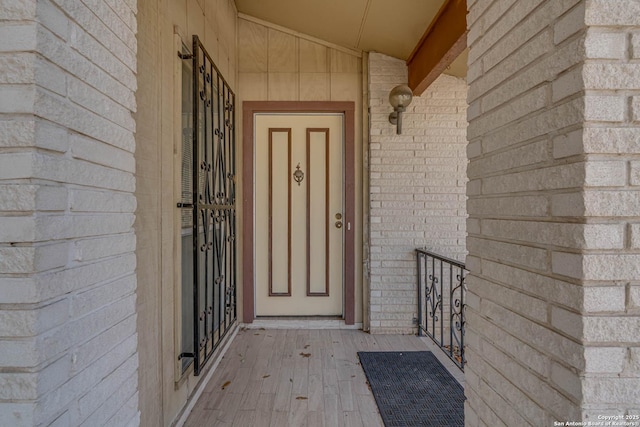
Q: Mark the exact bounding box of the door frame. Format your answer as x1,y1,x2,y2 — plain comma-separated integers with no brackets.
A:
242,101,356,324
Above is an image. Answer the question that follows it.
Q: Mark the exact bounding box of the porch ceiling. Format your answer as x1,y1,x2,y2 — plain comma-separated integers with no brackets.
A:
234,0,467,77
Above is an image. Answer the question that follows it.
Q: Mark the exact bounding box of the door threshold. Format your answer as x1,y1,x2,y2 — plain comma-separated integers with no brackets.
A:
257,315,342,320
243,318,362,330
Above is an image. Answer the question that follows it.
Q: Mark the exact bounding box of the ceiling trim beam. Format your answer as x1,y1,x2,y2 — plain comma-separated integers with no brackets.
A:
406,0,467,95
355,0,372,49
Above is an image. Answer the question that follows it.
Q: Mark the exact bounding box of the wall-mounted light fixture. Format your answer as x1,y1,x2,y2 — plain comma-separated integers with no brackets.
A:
388,85,413,134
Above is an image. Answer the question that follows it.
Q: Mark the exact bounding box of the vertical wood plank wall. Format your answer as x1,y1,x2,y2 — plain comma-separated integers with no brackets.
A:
135,0,238,425
237,16,365,325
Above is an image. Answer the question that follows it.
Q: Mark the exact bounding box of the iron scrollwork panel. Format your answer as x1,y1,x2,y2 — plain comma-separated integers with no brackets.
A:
187,35,237,376
450,269,466,367
416,249,467,371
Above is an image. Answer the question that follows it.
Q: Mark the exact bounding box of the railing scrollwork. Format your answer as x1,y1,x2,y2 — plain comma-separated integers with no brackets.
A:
416,249,467,371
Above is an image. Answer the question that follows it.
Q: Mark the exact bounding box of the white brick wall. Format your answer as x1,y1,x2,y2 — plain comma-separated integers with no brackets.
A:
466,0,583,423
466,0,640,425
368,53,468,334
0,0,139,426
579,0,640,419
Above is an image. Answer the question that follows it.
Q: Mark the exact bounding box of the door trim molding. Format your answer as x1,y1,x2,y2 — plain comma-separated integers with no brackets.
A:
267,128,292,297
306,128,330,297
242,101,356,324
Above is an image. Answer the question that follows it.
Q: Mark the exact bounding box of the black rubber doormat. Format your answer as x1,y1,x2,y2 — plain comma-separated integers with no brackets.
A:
357,351,464,427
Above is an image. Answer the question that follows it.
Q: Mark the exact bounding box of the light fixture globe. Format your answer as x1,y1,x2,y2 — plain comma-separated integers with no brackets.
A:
388,85,413,134
388,85,413,110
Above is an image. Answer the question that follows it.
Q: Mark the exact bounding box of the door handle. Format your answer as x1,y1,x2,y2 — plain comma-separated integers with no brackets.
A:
335,221,342,229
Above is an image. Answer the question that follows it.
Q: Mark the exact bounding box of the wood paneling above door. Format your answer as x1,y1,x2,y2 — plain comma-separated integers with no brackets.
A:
238,17,361,104
268,29,298,72
299,39,328,73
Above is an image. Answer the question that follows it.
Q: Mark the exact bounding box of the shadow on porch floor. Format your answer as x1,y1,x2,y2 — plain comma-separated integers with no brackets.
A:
183,328,464,426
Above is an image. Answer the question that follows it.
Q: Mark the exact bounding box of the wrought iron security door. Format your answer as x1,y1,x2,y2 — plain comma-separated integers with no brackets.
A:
178,35,236,376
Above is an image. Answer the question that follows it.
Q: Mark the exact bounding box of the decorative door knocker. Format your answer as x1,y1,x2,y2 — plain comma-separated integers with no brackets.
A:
293,163,304,186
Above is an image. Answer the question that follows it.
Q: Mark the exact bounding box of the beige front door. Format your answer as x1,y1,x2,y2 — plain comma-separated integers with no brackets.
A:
255,114,344,316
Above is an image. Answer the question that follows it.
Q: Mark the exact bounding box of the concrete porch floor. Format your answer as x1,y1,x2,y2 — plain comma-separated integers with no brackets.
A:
183,328,464,426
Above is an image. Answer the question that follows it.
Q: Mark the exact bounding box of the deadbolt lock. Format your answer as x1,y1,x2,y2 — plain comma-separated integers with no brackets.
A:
335,213,342,220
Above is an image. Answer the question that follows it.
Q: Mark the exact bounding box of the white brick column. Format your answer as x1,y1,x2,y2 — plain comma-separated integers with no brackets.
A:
466,0,640,424
575,0,640,419
0,1,139,426
368,53,468,334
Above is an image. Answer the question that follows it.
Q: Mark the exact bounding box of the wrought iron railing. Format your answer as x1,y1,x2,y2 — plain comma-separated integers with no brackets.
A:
416,249,467,371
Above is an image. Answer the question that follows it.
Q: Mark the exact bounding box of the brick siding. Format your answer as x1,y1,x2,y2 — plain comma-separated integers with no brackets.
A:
579,0,640,419
466,0,640,424
0,1,139,425
367,53,468,334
